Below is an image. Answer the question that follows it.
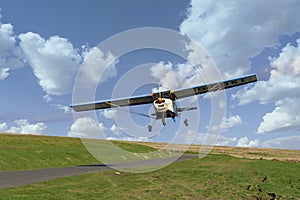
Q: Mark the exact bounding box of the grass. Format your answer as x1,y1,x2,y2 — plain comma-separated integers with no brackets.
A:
136,142,300,162
1,154,299,199
1,133,299,199
0,133,157,171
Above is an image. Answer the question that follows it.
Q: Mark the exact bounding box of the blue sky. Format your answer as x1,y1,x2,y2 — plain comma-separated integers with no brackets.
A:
0,0,300,150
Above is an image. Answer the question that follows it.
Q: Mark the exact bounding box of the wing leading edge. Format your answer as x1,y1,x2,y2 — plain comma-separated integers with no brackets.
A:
173,74,257,99
71,95,154,112
71,74,257,112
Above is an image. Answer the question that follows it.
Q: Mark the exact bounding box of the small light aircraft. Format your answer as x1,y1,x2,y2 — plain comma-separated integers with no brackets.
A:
71,74,257,132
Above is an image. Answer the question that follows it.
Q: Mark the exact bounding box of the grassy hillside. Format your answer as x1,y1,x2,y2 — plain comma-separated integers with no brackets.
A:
1,133,299,199
136,141,300,162
0,133,156,171
1,154,299,199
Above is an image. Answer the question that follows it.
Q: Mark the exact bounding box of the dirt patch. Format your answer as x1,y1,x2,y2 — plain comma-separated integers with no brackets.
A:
0,145,22,149
134,142,300,162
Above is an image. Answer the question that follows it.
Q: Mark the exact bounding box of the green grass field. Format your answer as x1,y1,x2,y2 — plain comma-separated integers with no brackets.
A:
1,133,299,199
0,133,156,171
1,154,299,199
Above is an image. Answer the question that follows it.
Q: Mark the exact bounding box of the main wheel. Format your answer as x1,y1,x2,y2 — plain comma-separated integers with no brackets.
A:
184,119,188,126
148,125,152,132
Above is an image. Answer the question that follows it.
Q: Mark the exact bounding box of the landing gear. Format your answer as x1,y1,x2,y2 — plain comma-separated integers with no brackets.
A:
162,118,166,126
148,125,152,132
184,119,189,126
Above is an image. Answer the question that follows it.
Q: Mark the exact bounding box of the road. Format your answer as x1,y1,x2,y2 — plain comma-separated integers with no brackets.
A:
0,154,197,189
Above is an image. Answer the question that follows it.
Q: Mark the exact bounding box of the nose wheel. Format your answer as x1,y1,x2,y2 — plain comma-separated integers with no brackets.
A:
162,118,166,126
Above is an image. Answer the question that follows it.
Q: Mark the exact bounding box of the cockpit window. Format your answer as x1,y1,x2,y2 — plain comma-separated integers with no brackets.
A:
155,100,165,104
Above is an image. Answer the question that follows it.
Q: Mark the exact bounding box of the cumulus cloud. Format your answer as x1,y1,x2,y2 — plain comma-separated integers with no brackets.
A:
262,136,300,150
72,47,118,105
52,104,72,114
257,98,300,134
180,1,300,143
109,124,123,135
0,122,8,131
69,117,148,141
43,95,52,102
223,115,244,130
234,38,300,134
68,117,107,138
100,109,117,120
19,32,82,96
185,130,237,146
0,68,9,80
0,22,24,79
180,0,300,77
210,115,244,132
107,136,151,142
150,61,173,80
150,61,205,93
0,119,47,135
237,137,260,148
149,43,224,93
78,47,118,89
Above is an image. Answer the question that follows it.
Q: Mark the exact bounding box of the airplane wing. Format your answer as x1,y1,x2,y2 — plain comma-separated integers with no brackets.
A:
171,74,257,99
71,74,257,112
71,95,154,112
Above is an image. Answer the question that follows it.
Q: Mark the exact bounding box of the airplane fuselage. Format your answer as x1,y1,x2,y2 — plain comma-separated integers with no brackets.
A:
153,98,177,120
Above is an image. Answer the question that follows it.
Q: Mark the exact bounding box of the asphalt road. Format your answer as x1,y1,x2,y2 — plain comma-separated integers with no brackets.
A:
0,154,197,189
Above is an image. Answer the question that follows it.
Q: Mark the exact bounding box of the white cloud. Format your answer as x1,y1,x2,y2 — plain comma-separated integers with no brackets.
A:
223,115,244,130
180,0,300,77
234,38,300,134
78,47,118,89
110,124,123,135
150,61,173,80
237,137,260,148
185,131,237,146
52,104,72,114
107,136,151,142
262,135,300,150
43,94,71,114
0,119,47,135
150,61,205,93
68,117,107,138
216,135,237,146
19,32,82,96
69,118,129,139
43,95,52,102
257,98,300,134
0,68,9,80
149,43,226,95
232,76,300,105
0,23,15,59
100,109,116,120
0,122,8,131
0,23,24,79
210,115,244,132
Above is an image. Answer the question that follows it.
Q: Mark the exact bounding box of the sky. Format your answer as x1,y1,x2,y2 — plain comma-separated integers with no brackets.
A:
0,0,299,150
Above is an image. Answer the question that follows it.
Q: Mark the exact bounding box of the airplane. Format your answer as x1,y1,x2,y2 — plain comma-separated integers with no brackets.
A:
71,74,257,132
